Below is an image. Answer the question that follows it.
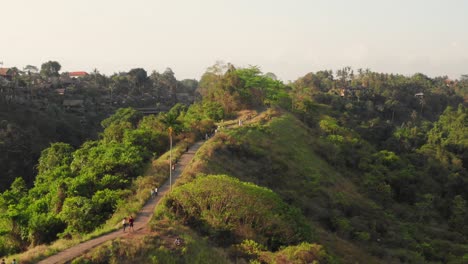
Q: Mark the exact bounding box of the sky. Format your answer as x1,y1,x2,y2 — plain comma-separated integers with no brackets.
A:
1,0,467,81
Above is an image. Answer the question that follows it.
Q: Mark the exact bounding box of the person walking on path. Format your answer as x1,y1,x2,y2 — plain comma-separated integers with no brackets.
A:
10,259,16,264
128,216,134,232
122,217,127,232
1,258,5,264
154,187,158,196
150,189,154,197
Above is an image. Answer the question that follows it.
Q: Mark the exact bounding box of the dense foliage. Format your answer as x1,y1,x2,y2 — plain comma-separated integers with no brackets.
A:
0,102,101,191
198,63,290,117
0,103,216,256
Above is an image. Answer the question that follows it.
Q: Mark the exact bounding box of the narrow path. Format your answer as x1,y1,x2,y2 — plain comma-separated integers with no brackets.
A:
38,141,204,264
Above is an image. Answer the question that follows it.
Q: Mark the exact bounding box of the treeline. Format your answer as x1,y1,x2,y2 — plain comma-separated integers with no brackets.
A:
1,61,198,104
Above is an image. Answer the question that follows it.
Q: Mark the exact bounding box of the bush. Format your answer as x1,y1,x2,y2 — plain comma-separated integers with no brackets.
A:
163,175,312,249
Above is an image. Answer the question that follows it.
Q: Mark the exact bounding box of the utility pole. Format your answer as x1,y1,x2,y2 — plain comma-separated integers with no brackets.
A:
169,126,173,192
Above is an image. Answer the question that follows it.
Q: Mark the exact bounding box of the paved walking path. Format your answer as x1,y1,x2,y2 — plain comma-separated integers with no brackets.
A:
38,141,204,264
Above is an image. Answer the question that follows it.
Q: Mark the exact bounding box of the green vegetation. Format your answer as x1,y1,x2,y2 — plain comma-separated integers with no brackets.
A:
1,62,467,263
0,102,101,191
0,62,198,191
198,62,290,117
0,102,215,258
161,175,311,248
177,107,467,262
71,224,231,264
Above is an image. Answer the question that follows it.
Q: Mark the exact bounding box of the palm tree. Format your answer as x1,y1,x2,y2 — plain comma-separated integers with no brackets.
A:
158,105,185,191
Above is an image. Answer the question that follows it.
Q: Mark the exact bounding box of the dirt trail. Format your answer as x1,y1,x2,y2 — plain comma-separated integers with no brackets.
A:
38,141,204,264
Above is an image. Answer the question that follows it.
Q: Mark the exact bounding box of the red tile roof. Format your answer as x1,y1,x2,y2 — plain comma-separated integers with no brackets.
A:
0,68,12,76
69,71,88,77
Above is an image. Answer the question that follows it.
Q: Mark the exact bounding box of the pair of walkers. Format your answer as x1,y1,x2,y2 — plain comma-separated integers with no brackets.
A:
122,216,134,232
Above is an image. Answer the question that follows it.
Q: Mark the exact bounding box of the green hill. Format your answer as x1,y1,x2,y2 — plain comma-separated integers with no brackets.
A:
165,108,467,263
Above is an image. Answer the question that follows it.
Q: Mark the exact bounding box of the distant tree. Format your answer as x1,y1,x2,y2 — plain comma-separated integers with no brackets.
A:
449,195,467,232
264,72,278,80
40,61,61,77
128,68,148,94
110,73,132,95
162,68,178,103
197,61,227,98
178,79,198,93
23,65,38,74
336,66,353,87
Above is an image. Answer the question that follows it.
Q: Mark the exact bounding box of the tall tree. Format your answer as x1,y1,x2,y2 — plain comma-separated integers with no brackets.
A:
128,68,148,94
23,65,38,74
40,61,61,78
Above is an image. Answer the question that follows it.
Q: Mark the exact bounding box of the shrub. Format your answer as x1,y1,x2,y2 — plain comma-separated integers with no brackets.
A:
163,175,312,249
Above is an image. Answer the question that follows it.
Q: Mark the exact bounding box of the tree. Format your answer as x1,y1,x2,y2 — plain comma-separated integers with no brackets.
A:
40,61,61,77
37,143,74,175
128,68,148,94
23,65,38,74
101,107,143,129
158,104,184,134
449,195,467,232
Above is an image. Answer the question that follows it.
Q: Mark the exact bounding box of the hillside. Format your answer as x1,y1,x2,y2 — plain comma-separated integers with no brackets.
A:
169,109,467,263
179,109,383,263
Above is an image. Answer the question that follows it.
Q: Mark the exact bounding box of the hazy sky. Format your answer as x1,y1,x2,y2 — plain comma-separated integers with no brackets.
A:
1,0,467,81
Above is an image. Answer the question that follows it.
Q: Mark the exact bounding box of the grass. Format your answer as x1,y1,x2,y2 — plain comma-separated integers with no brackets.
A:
70,217,231,264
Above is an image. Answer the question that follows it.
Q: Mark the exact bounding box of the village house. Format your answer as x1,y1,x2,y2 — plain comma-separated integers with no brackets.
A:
68,71,88,79
63,99,85,113
55,88,66,95
0,68,15,81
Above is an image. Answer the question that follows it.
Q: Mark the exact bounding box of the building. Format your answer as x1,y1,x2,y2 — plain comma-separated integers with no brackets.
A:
0,68,14,81
63,99,84,113
55,88,66,95
68,71,88,79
